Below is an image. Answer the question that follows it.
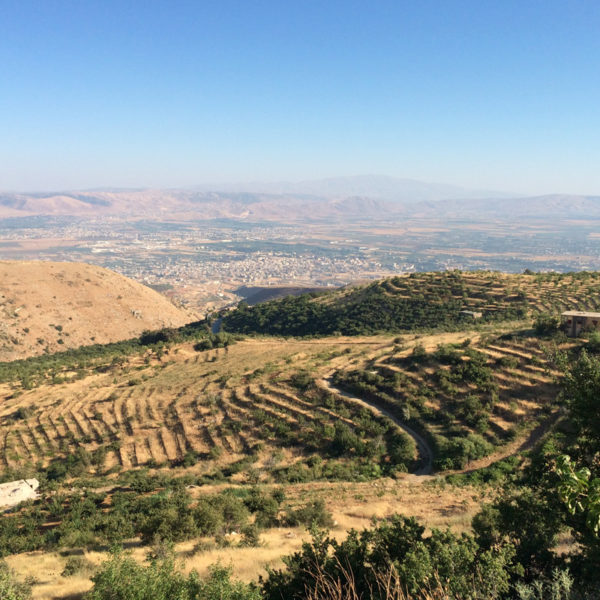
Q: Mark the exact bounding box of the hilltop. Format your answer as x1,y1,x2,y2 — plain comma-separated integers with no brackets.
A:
223,270,600,337
0,261,194,361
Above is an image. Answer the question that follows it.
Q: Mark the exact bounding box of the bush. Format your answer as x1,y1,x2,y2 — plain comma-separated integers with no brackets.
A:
435,434,493,470
245,488,281,528
284,500,334,528
62,555,94,577
0,560,31,600
240,524,261,547
534,314,560,336
87,551,260,600
289,370,313,390
262,516,514,600
585,330,600,353
138,491,198,544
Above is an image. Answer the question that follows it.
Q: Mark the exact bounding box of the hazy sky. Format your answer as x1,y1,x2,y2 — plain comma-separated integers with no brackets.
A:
1,1,599,194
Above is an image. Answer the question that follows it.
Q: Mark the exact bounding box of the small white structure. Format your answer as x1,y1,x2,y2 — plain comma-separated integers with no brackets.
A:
459,310,483,319
0,478,39,509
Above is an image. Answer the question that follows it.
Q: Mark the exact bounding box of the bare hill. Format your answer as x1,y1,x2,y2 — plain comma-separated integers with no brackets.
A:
0,261,194,361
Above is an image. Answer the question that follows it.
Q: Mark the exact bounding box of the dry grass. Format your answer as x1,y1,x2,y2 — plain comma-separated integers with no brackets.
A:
0,260,193,361
0,335,415,474
5,476,483,599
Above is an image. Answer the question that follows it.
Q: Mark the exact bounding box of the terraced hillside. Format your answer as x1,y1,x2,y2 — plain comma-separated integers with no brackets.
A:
223,270,600,336
0,324,565,483
330,333,562,470
0,337,420,483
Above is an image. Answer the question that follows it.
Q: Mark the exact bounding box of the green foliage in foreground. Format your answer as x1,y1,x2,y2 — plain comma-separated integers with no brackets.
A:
556,455,600,536
466,347,600,593
0,561,31,600
262,517,515,600
83,512,590,600
0,480,328,557
87,553,259,600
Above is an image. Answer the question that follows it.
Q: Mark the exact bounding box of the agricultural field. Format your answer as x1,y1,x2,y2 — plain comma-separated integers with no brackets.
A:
330,332,562,471
0,323,569,598
0,321,566,484
0,336,419,481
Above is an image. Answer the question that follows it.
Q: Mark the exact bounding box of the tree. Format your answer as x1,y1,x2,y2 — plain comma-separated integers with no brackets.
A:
561,350,600,453
87,550,260,600
555,455,600,536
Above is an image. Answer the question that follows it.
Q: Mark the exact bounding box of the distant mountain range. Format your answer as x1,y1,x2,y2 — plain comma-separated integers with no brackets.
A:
191,174,514,202
0,176,598,221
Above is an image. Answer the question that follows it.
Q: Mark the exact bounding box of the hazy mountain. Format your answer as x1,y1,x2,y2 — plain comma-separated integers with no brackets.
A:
193,174,514,202
0,181,598,222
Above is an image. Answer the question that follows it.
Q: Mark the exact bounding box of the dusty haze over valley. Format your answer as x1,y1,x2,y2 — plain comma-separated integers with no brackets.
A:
2,177,600,314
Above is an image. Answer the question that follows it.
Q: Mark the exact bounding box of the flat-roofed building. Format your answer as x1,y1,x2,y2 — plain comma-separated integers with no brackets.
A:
561,311,600,337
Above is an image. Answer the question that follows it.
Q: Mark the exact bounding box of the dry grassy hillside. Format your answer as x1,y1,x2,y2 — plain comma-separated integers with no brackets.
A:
0,326,571,598
0,261,194,361
0,335,412,477
0,325,559,480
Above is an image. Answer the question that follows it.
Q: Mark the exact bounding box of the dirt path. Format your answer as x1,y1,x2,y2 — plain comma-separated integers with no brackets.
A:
447,410,560,475
317,376,434,476
317,375,559,480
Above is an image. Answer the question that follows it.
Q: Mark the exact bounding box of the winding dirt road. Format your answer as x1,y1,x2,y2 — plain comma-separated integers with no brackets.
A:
317,376,434,475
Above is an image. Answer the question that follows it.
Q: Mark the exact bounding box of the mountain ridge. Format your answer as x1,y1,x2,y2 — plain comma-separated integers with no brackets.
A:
0,177,598,222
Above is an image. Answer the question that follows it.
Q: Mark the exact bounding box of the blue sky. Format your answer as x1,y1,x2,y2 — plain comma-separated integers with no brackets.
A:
1,0,599,194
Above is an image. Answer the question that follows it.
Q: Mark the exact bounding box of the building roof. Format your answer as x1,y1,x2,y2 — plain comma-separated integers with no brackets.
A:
561,311,600,318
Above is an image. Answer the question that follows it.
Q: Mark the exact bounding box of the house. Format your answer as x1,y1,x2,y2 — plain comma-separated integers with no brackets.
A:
561,311,600,337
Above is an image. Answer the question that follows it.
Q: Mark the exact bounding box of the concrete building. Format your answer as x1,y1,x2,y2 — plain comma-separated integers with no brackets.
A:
561,311,600,337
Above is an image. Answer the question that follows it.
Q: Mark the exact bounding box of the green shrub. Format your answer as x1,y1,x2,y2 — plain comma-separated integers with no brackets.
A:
585,330,600,353
497,355,519,369
87,551,260,600
0,560,31,600
289,370,313,390
61,555,94,577
284,500,333,528
262,516,513,600
534,314,560,336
